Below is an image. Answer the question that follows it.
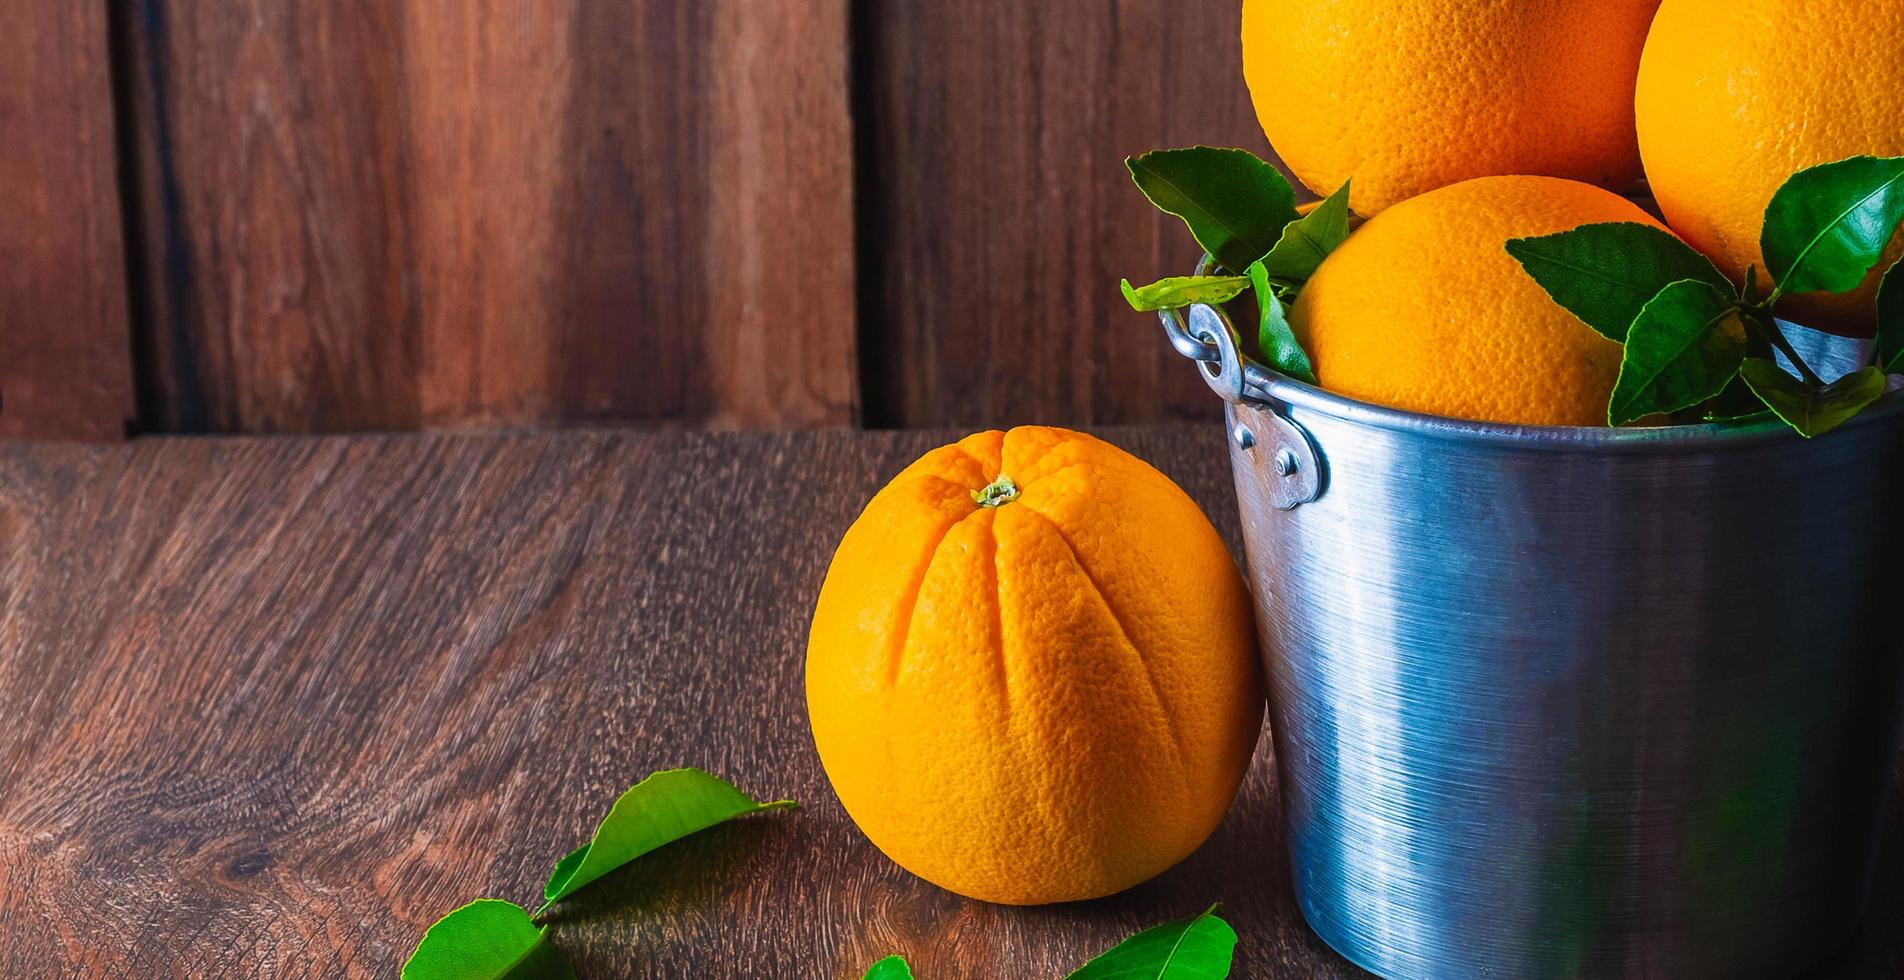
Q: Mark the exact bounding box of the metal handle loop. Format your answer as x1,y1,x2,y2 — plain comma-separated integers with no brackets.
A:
1159,304,1221,366
1159,303,1291,405
1189,303,1250,405
1160,302,1257,405
1160,301,1326,509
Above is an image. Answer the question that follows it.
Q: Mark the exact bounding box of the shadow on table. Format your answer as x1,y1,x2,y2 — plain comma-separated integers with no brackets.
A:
532,818,779,927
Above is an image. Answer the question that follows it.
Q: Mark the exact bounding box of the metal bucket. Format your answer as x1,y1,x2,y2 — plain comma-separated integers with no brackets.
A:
1164,302,1904,978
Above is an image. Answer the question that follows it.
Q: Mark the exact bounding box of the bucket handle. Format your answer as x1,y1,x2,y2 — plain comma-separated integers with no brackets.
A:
1161,302,1325,510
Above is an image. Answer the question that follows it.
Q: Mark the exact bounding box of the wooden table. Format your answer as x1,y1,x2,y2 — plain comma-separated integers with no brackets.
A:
3,428,1901,978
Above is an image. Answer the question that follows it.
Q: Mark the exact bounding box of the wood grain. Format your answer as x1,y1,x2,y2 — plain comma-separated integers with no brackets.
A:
2,428,1900,976
857,0,1297,429
118,0,856,434
0,0,134,442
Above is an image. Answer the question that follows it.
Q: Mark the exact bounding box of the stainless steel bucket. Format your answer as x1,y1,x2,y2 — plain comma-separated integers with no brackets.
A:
1165,302,1904,978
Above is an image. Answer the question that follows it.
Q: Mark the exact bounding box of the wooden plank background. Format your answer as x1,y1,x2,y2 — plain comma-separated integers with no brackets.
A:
0,0,136,441
5,0,1290,438
116,0,857,434
857,0,1279,428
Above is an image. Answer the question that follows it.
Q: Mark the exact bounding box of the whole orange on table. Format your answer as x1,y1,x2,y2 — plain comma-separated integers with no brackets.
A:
1636,0,1904,336
806,427,1263,905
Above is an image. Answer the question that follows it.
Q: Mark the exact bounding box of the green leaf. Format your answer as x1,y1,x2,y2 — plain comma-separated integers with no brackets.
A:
1739,359,1891,438
1878,258,1903,373
861,955,915,980
1127,147,1299,273
1257,180,1352,282
402,900,574,980
1762,155,1904,296
1505,222,1733,342
1120,276,1251,312
1065,904,1237,980
539,768,795,914
1246,261,1317,384
1608,279,1747,425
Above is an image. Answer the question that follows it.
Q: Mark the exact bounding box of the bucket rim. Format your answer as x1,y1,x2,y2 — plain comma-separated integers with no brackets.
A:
1244,366,1904,451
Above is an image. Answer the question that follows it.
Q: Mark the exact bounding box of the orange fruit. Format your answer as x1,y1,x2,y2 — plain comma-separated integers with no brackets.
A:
806,427,1262,905
1635,0,1904,337
1290,175,1669,426
1241,0,1660,216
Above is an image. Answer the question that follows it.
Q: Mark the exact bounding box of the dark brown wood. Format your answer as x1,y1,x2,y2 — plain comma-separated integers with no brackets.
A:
118,0,857,434
0,0,135,442
1,428,1899,977
857,0,1300,429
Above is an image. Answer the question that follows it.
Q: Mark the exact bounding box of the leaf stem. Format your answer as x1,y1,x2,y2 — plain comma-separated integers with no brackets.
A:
1739,307,1822,386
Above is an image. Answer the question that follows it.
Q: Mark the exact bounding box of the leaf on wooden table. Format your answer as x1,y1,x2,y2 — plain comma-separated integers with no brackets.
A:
539,768,796,914
1761,156,1904,297
1127,147,1300,274
402,899,574,980
1739,359,1890,438
1120,276,1252,312
1065,903,1237,979
861,954,915,979
1505,222,1733,342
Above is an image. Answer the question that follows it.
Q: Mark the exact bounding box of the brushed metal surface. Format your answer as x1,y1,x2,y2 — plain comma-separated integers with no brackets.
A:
1197,311,1904,978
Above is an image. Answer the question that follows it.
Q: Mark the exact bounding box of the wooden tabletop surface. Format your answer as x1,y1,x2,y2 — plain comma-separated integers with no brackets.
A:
3,428,1901,978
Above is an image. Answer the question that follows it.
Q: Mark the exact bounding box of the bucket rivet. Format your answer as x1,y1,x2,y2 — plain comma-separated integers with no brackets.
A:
1231,423,1257,451
1274,447,1298,477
